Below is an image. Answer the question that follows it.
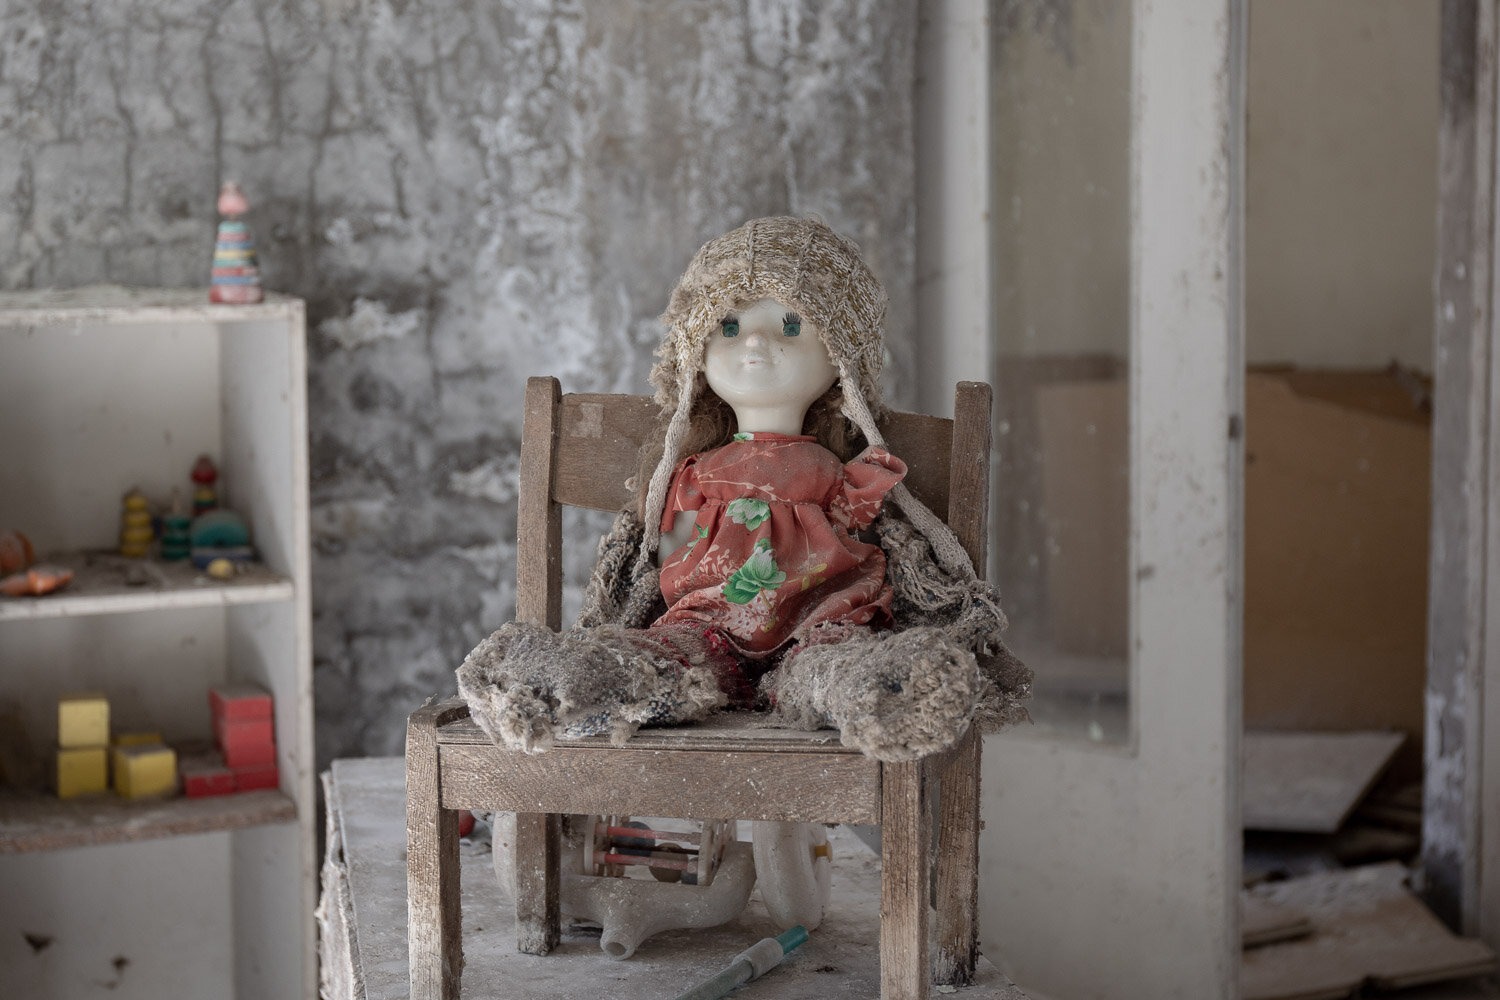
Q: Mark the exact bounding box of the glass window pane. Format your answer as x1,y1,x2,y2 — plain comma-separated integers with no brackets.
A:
990,2,1132,743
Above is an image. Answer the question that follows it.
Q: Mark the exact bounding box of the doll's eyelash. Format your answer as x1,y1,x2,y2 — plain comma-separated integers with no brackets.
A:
783,312,801,337
721,316,739,337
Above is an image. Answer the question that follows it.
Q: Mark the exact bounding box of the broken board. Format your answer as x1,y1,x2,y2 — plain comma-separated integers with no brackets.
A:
1241,862,1497,1000
320,756,1029,1000
1242,895,1313,949
1243,730,1406,833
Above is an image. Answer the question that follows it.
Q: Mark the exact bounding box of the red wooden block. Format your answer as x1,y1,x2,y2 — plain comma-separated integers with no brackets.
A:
233,763,279,791
209,684,272,722
182,763,236,798
213,715,273,746
221,736,276,769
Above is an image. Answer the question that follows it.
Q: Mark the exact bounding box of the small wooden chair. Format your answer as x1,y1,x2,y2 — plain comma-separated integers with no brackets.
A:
407,376,995,1000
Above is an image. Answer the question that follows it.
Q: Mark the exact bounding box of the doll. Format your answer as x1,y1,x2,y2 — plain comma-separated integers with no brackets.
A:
458,217,1029,761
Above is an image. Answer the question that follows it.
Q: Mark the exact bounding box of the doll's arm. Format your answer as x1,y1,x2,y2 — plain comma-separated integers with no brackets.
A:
657,510,697,567
656,455,705,567
833,448,907,531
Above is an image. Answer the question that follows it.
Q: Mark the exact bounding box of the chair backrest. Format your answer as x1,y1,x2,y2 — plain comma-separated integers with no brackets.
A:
515,376,993,630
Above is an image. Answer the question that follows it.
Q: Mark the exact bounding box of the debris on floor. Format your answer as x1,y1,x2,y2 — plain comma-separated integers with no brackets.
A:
1243,730,1406,834
1241,729,1495,998
1241,863,1496,1000
1242,895,1313,949
1243,730,1421,890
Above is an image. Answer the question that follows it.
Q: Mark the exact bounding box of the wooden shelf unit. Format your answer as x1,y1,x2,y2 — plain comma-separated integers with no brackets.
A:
0,286,315,1000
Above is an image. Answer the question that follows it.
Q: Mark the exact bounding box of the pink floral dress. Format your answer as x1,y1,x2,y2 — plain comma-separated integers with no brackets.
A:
656,433,907,657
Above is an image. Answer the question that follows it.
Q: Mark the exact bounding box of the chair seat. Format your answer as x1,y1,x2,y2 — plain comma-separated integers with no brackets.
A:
430,702,885,825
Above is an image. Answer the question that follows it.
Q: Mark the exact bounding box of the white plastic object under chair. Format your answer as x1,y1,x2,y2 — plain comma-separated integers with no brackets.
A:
750,821,833,931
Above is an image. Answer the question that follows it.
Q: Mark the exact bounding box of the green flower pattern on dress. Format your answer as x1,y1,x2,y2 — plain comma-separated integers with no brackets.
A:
673,523,709,564
726,497,771,530
721,538,786,605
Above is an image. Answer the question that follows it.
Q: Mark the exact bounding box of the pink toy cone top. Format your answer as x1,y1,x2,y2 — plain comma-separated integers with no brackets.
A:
210,182,264,304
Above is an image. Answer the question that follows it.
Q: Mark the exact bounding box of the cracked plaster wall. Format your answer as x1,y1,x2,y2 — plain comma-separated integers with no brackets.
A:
0,0,918,765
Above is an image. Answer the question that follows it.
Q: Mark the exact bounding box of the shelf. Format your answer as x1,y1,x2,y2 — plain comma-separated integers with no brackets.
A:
0,285,302,326
0,551,294,621
0,788,297,854
0,288,314,997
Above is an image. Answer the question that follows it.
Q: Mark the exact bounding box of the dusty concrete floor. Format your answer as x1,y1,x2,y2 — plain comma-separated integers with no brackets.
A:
324,756,1026,999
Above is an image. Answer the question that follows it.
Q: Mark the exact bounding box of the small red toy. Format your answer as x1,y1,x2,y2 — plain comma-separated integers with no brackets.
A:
209,683,272,722
182,762,236,798
233,763,279,791
208,683,278,791
0,530,34,575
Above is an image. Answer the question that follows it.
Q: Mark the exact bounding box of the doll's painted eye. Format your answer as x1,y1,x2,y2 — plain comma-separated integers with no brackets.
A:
721,317,739,338
782,313,801,337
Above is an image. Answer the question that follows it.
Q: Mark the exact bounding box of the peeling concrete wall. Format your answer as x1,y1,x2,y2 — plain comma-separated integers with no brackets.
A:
0,0,917,764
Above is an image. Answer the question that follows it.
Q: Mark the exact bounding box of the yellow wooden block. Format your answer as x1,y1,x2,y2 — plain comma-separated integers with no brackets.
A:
113,744,177,799
56,747,108,799
58,693,109,749
114,731,163,748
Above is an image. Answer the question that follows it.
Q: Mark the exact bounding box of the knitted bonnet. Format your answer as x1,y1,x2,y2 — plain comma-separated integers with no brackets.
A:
637,216,978,580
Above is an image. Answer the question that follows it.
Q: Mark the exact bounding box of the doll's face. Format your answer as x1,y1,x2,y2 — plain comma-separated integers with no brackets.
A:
704,298,837,423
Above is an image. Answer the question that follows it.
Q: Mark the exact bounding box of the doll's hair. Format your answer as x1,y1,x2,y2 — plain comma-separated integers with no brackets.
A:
633,379,865,518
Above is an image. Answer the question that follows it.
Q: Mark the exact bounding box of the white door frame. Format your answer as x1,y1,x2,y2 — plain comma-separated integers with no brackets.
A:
922,1,1246,996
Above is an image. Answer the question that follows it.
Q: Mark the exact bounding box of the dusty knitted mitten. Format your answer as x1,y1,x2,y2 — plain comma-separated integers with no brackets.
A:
456,622,729,753
762,627,988,761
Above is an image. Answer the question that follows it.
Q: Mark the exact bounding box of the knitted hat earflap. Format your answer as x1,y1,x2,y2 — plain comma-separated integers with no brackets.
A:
637,365,697,563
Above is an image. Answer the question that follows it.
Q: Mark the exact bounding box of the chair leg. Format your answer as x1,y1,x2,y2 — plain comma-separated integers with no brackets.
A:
514,812,561,954
882,759,932,1000
407,707,464,1000
934,729,982,985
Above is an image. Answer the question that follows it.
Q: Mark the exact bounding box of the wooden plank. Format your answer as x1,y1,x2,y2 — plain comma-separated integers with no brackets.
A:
316,771,360,1000
0,788,295,853
881,759,931,1000
437,743,881,825
435,709,855,753
553,394,659,512
945,381,993,569
512,813,560,955
1241,894,1313,949
222,297,318,1000
407,701,469,1000
934,728,982,986
548,392,955,516
0,551,294,622
882,409,955,517
1241,863,1497,1000
0,286,302,325
1242,730,1406,833
933,383,989,985
518,377,563,629
1428,0,1497,934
